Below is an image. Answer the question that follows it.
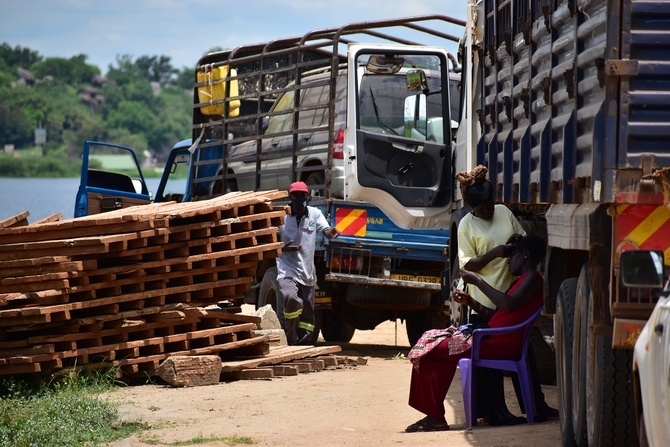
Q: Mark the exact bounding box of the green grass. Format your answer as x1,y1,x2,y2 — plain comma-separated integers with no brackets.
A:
166,434,254,446
0,370,146,447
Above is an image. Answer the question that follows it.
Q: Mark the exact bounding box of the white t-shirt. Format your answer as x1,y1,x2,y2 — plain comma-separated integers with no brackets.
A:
457,204,526,310
276,206,330,286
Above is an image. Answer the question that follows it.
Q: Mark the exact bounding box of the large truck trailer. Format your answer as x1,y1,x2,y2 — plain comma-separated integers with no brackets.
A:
347,1,670,445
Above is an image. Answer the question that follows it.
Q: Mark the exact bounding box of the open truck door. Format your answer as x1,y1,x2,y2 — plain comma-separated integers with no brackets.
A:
74,141,151,217
344,44,456,230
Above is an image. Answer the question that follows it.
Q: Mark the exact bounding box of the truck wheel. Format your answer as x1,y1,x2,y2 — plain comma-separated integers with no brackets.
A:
571,265,590,446
346,284,431,310
449,260,468,326
310,308,323,345
405,310,429,347
585,296,637,447
320,309,355,342
555,278,578,446
405,306,450,347
258,267,285,327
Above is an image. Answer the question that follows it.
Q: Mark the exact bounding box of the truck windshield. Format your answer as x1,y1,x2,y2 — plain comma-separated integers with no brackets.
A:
358,72,443,139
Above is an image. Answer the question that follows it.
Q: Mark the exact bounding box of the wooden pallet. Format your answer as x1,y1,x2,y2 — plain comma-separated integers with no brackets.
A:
0,190,288,379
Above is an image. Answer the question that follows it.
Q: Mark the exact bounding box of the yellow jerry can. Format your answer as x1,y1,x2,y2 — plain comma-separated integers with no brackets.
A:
197,65,240,117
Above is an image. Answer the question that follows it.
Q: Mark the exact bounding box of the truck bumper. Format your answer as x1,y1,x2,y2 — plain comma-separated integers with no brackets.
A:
326,272,441,291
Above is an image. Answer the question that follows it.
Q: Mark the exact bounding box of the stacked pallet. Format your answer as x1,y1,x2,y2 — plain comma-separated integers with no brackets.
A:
0,191,287,380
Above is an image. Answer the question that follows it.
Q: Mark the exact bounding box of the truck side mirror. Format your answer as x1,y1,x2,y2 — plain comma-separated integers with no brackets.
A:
406,69,428,92
620,250,665,288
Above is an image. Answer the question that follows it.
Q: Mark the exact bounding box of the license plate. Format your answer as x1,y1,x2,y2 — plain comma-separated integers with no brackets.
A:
390,274,440,284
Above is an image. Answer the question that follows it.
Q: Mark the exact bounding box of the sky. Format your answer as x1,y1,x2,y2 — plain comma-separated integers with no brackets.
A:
1,0,467,74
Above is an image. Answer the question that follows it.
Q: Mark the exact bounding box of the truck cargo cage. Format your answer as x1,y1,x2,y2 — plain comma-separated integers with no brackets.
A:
189,15,464,201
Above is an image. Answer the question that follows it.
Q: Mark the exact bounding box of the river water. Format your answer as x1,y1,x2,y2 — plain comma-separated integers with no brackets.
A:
0,177,163,223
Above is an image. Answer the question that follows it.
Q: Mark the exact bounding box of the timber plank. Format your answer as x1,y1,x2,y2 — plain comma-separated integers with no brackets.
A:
0,211,30,229
219,345,343,372
31,213,62,225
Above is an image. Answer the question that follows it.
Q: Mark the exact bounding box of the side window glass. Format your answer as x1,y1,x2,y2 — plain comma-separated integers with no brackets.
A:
298,84,328,128
357,54,444,142
266,91,295,134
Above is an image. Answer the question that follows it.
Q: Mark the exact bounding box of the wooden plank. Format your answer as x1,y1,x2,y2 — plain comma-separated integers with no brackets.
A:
226,368,274,380
219,345,343,372
272,364,299,376
0,260,86,280
0,211,30,229
115,335,269,367
31,213,62,225
201,309,261,324
72,277,251,312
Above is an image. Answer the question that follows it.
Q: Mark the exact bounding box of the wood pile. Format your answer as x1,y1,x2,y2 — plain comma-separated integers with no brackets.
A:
218,345,368,381
0,191,287,380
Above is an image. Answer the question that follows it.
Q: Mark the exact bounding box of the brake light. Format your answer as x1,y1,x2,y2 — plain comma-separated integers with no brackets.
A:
332,129,344,159
330,253,363,272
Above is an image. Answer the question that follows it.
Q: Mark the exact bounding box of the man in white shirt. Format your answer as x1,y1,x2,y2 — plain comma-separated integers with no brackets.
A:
277,181,339,345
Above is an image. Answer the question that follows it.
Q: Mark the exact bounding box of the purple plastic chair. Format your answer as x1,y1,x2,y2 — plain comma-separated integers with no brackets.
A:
457,305,543,429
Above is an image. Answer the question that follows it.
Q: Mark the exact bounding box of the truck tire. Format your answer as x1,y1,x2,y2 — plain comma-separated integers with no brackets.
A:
586,297,637,447
320,309,355,342
346,284,431,310
258,267,285,327
449,259,467,326
554,278,578,447
404,310,430,347
571,265,590,446
405,306,450,347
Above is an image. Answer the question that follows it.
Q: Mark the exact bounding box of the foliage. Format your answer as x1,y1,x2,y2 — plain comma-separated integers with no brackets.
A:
0,148,81,177
0,43,41,70
165,434,254,446
30,54,100,85
0,42,194,176
0,370,146,447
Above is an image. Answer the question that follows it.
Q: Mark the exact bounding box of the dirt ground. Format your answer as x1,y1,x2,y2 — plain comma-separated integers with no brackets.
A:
102,311,561,447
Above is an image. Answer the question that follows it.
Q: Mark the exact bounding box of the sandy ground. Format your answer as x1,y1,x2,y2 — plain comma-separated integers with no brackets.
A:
102,313,561,447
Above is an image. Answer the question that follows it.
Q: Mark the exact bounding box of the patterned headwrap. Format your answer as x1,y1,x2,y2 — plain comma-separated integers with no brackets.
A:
456,165,493,207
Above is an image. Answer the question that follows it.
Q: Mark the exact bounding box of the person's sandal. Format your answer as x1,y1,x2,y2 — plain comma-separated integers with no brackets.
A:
405,416,450,432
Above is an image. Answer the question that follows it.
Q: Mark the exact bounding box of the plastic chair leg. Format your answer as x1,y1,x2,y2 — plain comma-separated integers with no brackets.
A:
458,358,474,429
518,363,536,424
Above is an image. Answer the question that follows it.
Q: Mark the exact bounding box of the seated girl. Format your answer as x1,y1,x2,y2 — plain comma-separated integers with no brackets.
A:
405,233,546,432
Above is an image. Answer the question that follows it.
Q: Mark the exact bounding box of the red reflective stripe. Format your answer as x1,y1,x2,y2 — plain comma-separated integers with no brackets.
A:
615,204,648,243
639,214,670,251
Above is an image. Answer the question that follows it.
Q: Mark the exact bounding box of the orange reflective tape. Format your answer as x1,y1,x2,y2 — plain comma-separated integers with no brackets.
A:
335,208,366,236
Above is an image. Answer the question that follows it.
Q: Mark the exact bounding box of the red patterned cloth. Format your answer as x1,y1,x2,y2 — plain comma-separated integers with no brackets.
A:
409,326,473,371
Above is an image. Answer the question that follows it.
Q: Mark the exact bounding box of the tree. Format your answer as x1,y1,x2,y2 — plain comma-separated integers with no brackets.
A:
135,55,176,85
30,54,100,85
174,66,194,90
0,43,42,69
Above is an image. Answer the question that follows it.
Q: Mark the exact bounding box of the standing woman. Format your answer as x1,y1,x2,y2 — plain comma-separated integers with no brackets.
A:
456,165,525,315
